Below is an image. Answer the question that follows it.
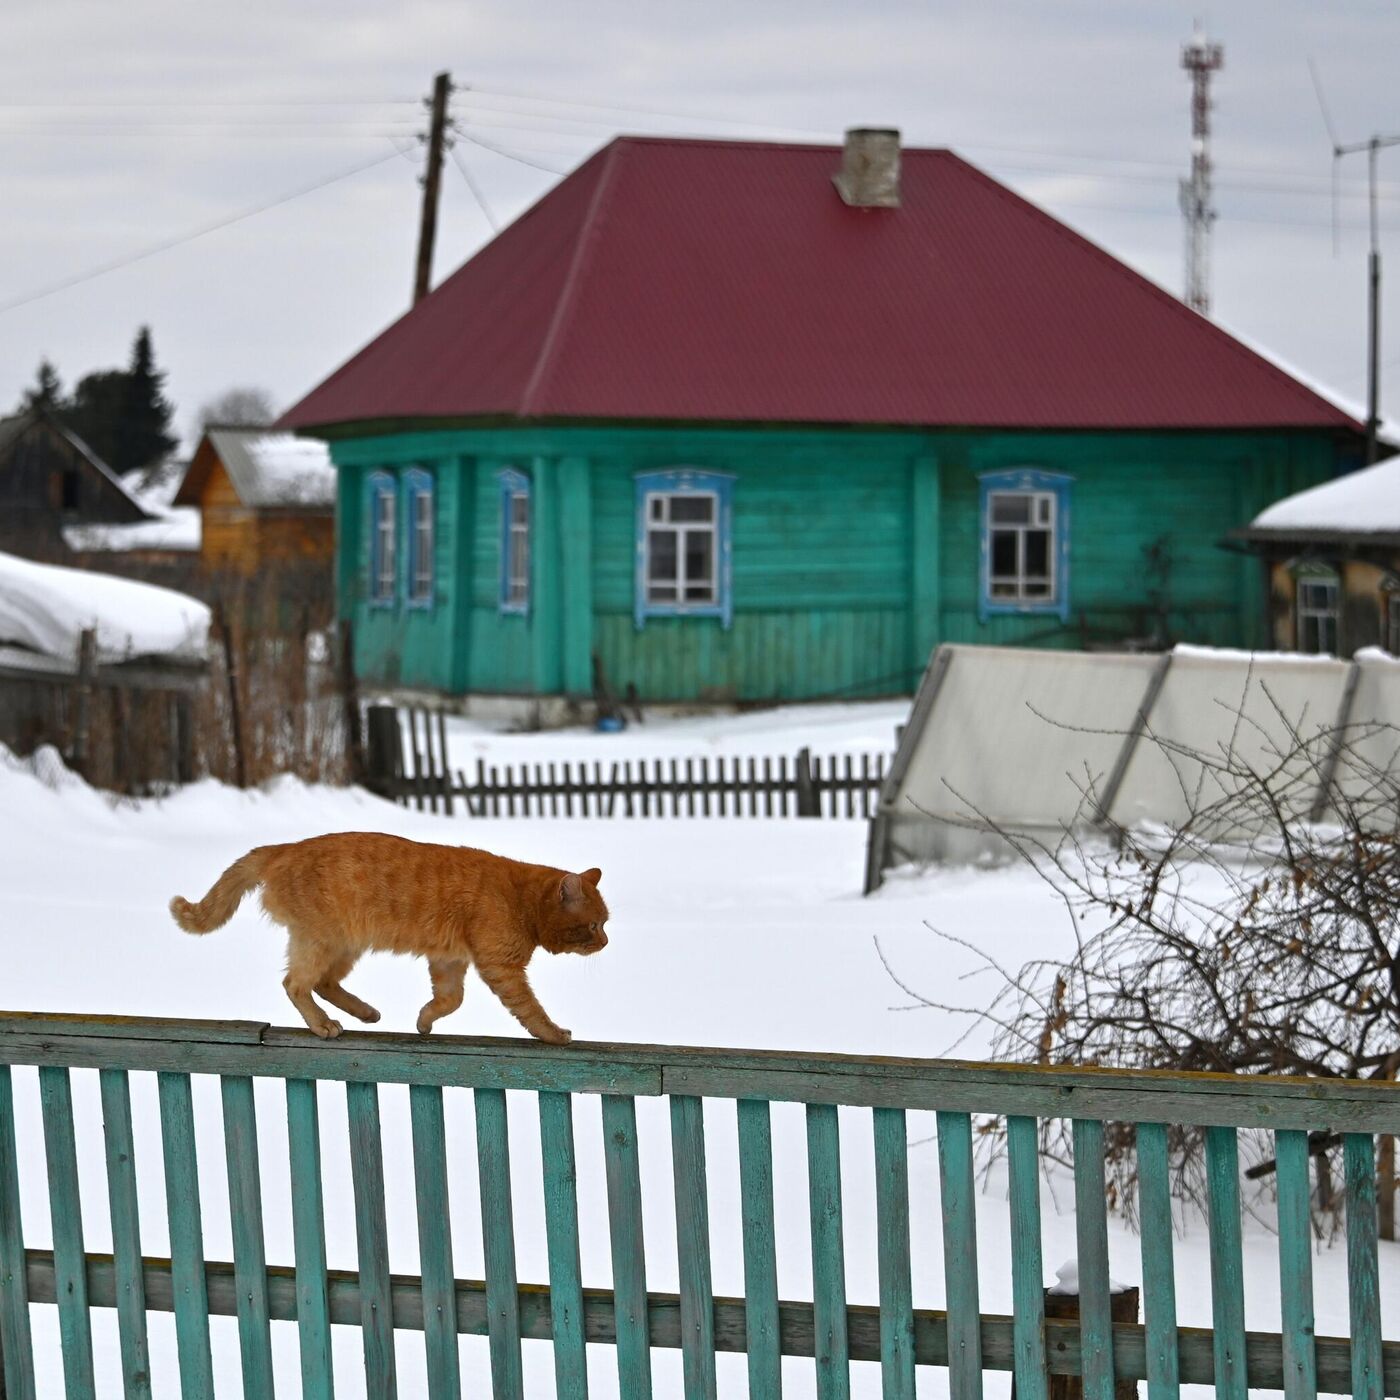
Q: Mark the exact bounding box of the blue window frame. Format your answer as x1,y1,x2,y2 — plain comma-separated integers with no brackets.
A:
404,467,435,609
634,468,734,628
498,469,531,614
978,468,1073,622
367,470,397,607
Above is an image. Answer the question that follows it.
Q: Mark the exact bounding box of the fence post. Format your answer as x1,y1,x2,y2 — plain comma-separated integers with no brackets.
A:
214,604,248,790
174,695,196,785
70,628,96,778
338,619,365,785
364,705,404,798
1034,1281,1139,1400
795,747,819,818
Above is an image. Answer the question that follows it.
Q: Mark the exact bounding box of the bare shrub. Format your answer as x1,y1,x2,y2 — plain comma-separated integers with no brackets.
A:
884,683,1400,1232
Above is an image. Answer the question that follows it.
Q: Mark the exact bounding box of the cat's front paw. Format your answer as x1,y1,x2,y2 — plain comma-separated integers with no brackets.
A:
314,1019,343,1039
536,1025,572,1046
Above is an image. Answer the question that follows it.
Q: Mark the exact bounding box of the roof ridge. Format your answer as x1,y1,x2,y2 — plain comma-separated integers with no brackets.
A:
944,153,1358,431
518,141,624,417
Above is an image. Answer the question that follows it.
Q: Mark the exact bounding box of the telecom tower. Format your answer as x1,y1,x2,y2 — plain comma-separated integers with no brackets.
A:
1179,26,1224,315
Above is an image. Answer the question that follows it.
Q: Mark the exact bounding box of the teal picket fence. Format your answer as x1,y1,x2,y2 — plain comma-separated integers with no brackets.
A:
0,1011,1396,1398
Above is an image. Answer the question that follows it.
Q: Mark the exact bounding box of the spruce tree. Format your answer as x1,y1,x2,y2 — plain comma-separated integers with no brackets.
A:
65,370,129,466
119,326,178,473
18,358,64,413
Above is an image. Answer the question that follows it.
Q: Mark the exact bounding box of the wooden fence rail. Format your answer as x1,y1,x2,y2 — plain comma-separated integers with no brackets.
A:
364,703,888,818
0,1012,1396,1398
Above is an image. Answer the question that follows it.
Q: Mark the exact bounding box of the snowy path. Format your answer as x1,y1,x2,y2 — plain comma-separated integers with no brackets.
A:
0,719,1392,1396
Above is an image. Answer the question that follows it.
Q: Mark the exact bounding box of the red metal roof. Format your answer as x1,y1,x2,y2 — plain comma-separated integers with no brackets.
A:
281,137,1359,434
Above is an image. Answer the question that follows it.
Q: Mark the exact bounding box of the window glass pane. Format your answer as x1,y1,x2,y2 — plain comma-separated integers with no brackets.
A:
650,497,666,523
990,580,1019,599
1036,495,1053,525
511,493,529,526
650,585,677,602
990,530,1018,578
1024,529,1050,578
684,529,714,582
1023,580,1051,598
670,495,714,523
990,494,1031,525
648,530,677,582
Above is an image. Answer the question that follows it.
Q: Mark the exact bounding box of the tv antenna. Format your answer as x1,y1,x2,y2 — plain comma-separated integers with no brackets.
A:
1310,58,1400,464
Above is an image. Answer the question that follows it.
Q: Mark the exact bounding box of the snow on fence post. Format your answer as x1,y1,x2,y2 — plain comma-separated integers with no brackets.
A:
1032,1264,1140,1400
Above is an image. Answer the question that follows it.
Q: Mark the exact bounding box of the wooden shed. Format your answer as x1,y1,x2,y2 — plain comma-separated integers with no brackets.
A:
174,427,336,575
0,408,152,561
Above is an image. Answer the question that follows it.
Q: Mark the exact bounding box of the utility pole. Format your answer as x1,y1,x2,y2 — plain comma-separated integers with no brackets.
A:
413,71,453,307
1329,132,1400,465
1312,63,1400,466
1179,25,1223,316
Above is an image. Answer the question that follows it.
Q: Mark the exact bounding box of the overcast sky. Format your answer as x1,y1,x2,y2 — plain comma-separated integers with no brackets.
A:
3,2,1398,449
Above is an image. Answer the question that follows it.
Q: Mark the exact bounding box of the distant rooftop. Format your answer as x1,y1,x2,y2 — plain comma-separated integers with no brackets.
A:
175,427,335,510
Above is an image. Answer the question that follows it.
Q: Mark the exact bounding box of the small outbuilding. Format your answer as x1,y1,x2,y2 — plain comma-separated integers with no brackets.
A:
0,408,153,560
1235,457,1400,655
173,426,336,577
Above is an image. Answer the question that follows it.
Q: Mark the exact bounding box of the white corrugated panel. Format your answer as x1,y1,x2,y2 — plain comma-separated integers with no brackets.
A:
1112,650,1350,830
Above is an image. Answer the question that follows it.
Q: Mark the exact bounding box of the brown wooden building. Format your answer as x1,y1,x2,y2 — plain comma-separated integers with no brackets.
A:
0,409,152,560
174,427,335,575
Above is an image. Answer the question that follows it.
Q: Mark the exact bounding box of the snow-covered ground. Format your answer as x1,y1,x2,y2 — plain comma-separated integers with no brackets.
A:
437,698,910,771
0,705,1392,1397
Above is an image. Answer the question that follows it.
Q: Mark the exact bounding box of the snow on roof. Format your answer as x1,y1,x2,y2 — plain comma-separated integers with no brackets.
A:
0,550,209,664
62,507,201,554
1248,457,1400,537
206,428,336,507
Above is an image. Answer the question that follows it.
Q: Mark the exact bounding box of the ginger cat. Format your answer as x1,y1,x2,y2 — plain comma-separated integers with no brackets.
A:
169,832,608,1044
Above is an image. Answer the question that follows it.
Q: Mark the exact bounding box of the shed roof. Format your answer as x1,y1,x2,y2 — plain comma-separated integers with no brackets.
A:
174,427,336,509
1238,457,1400,549
281,136,1361,436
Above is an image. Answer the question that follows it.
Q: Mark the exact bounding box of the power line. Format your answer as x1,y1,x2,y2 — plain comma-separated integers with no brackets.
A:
0,148,401,317
450,146,500,231
451,127,570,176
0,96,421,108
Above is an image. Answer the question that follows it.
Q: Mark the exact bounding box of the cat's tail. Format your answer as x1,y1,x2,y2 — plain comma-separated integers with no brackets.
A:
170,848,272,935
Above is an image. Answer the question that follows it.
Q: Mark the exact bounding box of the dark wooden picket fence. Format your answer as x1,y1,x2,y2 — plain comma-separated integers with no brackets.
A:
363,704,888,818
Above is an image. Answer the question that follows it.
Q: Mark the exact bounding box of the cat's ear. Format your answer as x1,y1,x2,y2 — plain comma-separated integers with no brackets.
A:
560,873,585,906
581,867,602,888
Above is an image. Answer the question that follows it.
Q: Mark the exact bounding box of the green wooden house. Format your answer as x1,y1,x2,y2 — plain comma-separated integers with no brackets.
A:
281,130,1367,709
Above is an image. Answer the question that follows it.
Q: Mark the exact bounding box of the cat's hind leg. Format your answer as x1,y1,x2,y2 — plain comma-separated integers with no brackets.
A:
417,958,468,1036
315,954,380,1025
283,935,345,1039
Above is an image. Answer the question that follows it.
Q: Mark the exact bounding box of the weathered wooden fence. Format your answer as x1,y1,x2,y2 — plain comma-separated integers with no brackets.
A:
365,703,888,818
0,1012,1397,1398
0,630,204,795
